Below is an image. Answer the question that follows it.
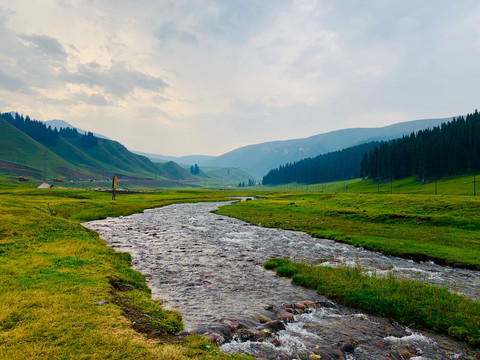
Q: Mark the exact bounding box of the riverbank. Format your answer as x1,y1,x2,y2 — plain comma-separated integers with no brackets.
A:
0,187,252,359
264,257,480,347
84,200,480,359
215,192,480,270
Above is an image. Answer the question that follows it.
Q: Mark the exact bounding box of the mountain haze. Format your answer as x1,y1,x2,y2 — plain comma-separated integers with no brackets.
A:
203,117,454,176
44,119,110,139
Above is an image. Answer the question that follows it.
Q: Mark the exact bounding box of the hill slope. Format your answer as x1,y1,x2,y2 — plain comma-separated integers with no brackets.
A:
0,117,94,179
204,117,453,176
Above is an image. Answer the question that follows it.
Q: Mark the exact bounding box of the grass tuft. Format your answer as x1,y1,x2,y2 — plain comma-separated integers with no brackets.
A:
265,257,480,347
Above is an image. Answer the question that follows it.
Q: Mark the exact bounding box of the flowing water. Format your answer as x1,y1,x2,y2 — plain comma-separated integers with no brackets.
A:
83,200,479,359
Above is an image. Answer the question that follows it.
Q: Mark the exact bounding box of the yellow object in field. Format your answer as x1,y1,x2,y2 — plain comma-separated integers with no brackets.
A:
112,176,118,189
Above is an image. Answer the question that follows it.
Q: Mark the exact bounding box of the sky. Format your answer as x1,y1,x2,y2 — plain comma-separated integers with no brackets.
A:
1,1,479,156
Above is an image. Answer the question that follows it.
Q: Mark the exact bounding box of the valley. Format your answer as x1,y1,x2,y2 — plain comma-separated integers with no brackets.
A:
0,186,479,359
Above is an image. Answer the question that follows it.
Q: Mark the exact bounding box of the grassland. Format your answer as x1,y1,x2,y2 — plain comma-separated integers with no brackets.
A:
260,174,479,196
2,177,480,357
0,186,252,360
264,258,480,347
215,190,480,270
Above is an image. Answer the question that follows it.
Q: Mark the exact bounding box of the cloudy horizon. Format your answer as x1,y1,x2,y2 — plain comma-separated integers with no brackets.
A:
1,1,479,156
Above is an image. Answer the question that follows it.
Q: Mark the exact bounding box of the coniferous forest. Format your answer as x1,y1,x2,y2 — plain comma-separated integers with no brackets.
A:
262,142,379,185
362,110,480,180
2,112,97,149
1,112,59,147
263,110,480,185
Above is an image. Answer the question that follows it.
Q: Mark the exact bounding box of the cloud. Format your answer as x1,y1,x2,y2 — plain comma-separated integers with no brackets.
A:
62,61,169,98
154,22,199,45
73,92,111,106
154,22,178,42
0,68,25,91
19,33,67,61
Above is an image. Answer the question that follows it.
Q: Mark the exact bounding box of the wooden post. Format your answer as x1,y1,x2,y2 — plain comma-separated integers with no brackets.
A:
112,176,118,200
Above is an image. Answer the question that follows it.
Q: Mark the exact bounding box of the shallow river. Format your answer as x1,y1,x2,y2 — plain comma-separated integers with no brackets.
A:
83,200,479,360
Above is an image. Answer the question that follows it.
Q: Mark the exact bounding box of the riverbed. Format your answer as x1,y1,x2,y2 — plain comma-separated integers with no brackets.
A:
83,200,479,359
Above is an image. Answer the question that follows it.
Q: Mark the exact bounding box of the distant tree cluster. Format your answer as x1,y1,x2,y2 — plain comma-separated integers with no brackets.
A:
262,142,379,185
80,131,98,149
2,112,59,146
238,178,258,187
59,127,78,138
361,110,480,180
190,164,200,175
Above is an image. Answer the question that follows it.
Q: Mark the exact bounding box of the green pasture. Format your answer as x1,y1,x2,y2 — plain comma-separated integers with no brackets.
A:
216,190,480,270
0,186,252,360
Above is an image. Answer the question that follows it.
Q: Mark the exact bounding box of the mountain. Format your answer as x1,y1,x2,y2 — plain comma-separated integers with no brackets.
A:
0,116,96,180
44,119,110,139
203,117,453,176
0,112,258,188
0,112,171,183
132,151,215,166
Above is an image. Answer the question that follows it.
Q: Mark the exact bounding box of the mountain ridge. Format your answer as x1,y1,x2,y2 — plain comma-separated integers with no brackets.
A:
203,117,454,176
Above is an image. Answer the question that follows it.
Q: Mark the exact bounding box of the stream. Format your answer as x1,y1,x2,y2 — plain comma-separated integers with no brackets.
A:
83,200,479,360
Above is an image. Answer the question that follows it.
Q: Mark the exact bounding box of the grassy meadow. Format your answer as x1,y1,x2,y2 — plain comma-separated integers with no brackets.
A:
1,176,480,357
0,185,252,360
215,188,480,270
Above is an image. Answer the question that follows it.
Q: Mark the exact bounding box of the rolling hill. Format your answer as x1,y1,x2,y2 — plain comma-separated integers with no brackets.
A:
0,112,258,188
0,117,96,180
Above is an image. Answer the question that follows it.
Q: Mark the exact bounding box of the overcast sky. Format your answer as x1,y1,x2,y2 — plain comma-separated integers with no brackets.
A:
1,1,479,156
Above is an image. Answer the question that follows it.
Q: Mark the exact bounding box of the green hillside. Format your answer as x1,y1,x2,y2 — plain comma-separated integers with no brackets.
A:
157,161,193,180
61,136,159,179
0,112,259,188
0,118,94,181
202,167,260,182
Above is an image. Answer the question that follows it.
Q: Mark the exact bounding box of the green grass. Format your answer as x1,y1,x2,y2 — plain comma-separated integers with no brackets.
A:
0,186,253,359
215,191,480,270
264,258,480,347
263,174,480,196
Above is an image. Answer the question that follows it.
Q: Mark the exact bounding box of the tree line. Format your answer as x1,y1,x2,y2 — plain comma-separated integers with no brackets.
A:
262,142,379,185
2,112,59,146
262,109,480,185
2,112,98,149
361,110,480,180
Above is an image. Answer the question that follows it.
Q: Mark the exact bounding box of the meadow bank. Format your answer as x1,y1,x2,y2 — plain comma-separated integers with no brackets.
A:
0,186,252,360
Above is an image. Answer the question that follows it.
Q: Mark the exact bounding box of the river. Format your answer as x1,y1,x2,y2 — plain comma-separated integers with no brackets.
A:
83,200,479,360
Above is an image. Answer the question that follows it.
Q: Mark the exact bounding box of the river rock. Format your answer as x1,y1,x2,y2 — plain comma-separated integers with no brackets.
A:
342,342,355,353
256,314,272,323
273,308,294,322
220,318,241,332
204,333,225,345
263,320,286,332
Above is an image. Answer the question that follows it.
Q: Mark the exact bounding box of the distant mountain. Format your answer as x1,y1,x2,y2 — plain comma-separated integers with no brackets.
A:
204,117,454,176
132,150,215,166
44,119,110,139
